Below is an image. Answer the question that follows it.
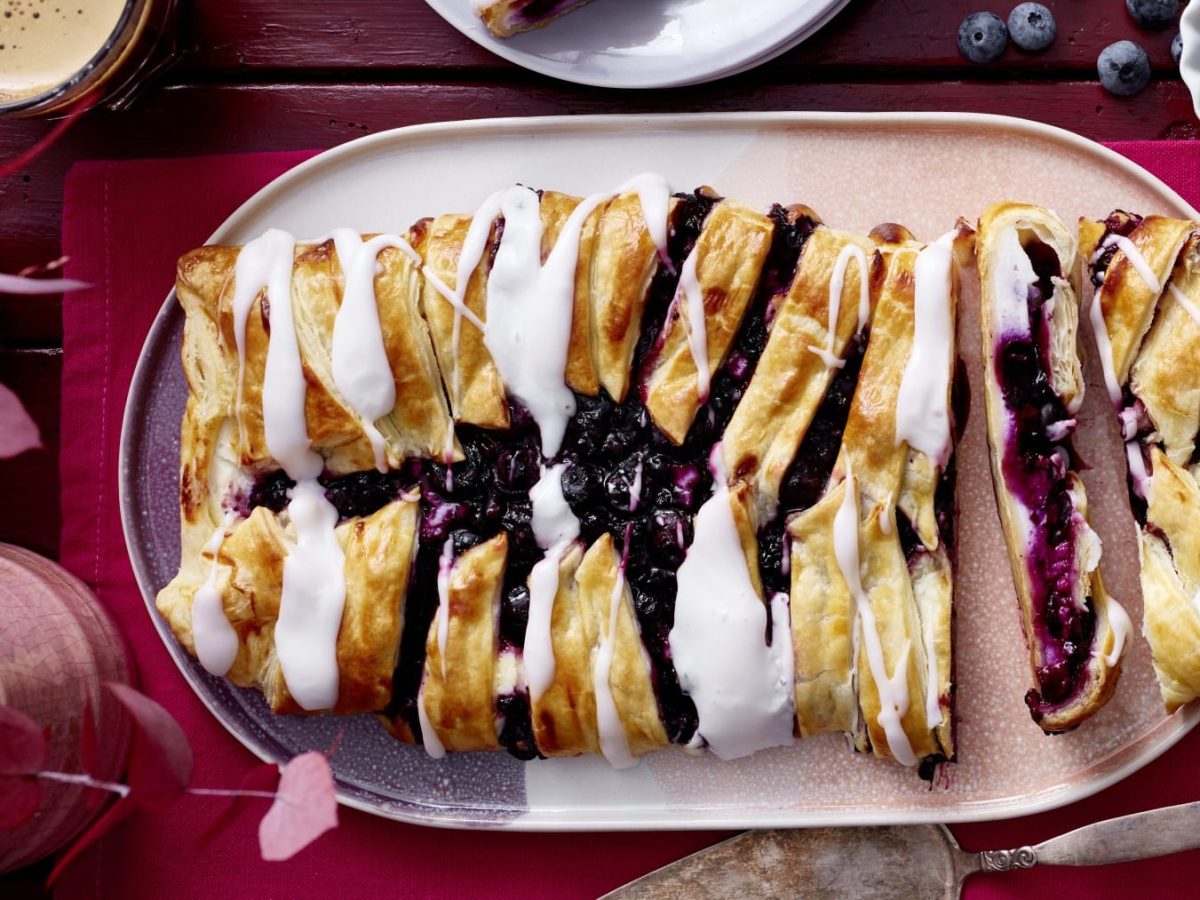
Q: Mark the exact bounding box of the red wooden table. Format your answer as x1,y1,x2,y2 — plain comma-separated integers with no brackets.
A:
0,0,1195,893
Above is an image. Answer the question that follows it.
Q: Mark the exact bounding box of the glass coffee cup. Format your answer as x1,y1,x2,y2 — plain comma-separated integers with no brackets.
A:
0,0,179,117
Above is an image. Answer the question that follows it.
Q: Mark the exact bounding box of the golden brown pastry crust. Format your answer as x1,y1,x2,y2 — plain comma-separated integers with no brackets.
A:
155,497,417,716
1082,214,1200,713
979,202,1123,732
529,544,600,756
643,201,774,444
420,534,507,752
723,223,881,520
419,214,511,430
575,534,670,757
590,191,674,403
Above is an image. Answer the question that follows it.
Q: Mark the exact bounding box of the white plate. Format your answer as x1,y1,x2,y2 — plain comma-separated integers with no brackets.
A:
424,0,853,88
123,112,1200,830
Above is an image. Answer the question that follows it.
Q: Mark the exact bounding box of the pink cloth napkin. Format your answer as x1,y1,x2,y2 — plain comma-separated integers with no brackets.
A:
58,142,1200,899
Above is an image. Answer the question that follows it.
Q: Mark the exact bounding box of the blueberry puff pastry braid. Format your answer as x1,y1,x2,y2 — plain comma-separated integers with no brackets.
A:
977,202,1130,732
1080,211,1200,713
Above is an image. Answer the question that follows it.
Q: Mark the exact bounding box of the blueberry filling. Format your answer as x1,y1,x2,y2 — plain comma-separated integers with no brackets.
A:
512,0,581,24
994,239,1097,717
240,194,823,755
1089,211,1143,290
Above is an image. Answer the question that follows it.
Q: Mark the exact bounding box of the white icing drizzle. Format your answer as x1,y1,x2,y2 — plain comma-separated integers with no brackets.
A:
1169,283,1200,329
676,247,711,402
668,445,796,761
330,229,417,472
1102,233,1162,294
233,229,348,712
989,227,1036,338
628,456,644,512
1091,233,1167,408
1126,440,1153,502
525,463,582,702
435,538,455,681
1104,595,1134,668
426,173,670,459
483,185,579,457
895,230,956,466
417,684,446,760
832,462,918,766
191,512,239,677
1090,291,1123,408
593,532,637,770
621,173,672,266
810,243,869,369
275,480,347,711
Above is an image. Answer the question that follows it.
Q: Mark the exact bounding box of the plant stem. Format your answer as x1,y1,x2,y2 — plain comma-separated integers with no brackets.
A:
36,771,131,797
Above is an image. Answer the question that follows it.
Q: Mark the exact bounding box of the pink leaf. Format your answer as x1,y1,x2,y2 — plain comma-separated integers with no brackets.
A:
0,383,41,459
0,705,47,774
0,272,90,295
104,682,193,811
195,762,281,847
258,751,338,862
0,774,41,830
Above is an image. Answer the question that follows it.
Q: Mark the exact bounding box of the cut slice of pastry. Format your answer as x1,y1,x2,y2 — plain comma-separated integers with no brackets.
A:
978,202,1129,732
1080,211,1200,713
473,0,596,38
787,223,969,764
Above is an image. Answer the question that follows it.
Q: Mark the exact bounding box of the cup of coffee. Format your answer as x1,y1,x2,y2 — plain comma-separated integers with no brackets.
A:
0,0,179,117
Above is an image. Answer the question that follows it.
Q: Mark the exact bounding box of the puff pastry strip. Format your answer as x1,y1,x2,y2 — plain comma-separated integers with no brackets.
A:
1080,212,1200,712
978,202,1128,732
789,224,967,763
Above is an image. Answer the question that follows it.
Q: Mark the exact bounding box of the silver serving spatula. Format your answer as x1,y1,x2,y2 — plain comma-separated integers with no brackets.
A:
601,801,1200,898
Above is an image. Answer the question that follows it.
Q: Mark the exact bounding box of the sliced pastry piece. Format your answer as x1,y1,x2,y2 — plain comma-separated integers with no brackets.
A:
788,223,968,764
1080,211,1200,712
473,0,595,38
978,201,1129,732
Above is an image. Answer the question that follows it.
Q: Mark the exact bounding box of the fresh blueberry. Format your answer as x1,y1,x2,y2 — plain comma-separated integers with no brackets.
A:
1097,40,1152,95
958,12,1008,63
1126,0,1178,30
1173,31,1184,66
1007,3,1056,52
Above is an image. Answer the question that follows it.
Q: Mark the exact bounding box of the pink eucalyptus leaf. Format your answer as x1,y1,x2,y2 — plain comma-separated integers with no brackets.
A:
258,751,337,862
0,705,47,774
46,797,135,885
0,272,89,295
195,761,281,848
0,774,41,830
0,383,41,459
103,682,192,811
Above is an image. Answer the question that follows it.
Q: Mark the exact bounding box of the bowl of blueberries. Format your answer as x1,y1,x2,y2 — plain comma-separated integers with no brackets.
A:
958,0,1193,105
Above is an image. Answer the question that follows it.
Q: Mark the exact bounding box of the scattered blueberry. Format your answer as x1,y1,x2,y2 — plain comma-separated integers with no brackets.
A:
958,12,1009,63
1126,0,1179,30
1173,31,1184,66
1007,3,1056,52
1097,40,1152,95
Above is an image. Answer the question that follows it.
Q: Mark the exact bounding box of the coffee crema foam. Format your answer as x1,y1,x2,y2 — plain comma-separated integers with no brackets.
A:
0,0,126,103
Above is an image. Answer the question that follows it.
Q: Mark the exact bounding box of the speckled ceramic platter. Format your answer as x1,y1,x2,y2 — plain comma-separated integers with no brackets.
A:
121,113,1200,830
